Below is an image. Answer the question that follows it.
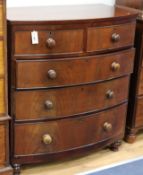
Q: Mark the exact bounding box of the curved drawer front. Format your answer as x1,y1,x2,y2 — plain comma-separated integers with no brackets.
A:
14,29,84,56
14,76,129,120
15,49,134,89
87,23,135,52
14,103,127,155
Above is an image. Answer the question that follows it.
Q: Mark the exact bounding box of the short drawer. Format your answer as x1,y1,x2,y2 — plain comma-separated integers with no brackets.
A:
14,29,84,56
87,23,135,52
138,68,143,95
15,49,135,89
14,103,127,155
14,76,129,121
135,96,143,128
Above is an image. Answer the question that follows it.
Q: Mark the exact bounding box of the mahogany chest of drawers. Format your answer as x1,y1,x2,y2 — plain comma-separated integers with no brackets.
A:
116,0,143,143
0,0,13,175
7,4,137,174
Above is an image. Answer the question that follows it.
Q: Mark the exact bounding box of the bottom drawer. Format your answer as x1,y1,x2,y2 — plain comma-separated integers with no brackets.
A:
135,96,143,127
14,103,127,156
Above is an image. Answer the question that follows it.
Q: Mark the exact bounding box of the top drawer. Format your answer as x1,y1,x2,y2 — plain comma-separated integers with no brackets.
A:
87,23,135,52
14,29,84,56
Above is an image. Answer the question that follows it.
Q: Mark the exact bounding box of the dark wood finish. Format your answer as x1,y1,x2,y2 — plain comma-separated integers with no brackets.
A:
116,0,143,143
14,104,126,156
13,76,129,121
7,5,137,172
15,49,134,89
87,23,135,52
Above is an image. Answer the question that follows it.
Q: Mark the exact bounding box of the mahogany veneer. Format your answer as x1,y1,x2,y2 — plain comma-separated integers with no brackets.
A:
7,4,137,175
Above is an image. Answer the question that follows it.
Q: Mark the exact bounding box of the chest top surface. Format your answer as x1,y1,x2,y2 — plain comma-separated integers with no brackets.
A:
7,4,137,24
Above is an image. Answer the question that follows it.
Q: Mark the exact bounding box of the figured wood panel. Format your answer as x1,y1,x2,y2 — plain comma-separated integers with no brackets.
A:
0,123,6,166
0,41,4,76
14,76,129,120
14,103,127,155
137,68,143,95
14,29,84,55
15,49,135,89
87,23,135,52
135,96,143,127
0,79,5,115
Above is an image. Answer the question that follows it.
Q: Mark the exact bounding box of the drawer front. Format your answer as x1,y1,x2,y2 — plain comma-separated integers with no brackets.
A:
14,76,129,120
137,68,143,95
15,49,135,89
0,123,6,165
14,103,127,155
87,23,135,52
0,79,5,114
14,29,84,56
135,96,143,127
0,2,3,36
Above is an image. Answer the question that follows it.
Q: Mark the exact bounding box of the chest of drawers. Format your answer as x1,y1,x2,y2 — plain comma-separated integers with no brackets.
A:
116,0,143,143
7,5,137,174
0,0,13,175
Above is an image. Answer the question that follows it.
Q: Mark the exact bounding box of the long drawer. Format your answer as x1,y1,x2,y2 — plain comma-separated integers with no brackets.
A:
14,103,127,155
15,49,135,89
13,76,129,121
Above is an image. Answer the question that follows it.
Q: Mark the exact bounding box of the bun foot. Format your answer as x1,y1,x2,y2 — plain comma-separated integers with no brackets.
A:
109,140,122,152
124,133,136,143
13,164,21,175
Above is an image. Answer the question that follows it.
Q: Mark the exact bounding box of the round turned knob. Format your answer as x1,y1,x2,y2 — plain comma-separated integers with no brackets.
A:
111,62,120,71
103,122,112,132
45,100,54,110
111,33,120,42
46,38,56,48
42,134,52,145
106,90,114,99
48,69,57,79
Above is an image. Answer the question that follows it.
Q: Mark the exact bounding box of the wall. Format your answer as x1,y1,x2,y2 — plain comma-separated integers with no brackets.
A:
7,0,115,7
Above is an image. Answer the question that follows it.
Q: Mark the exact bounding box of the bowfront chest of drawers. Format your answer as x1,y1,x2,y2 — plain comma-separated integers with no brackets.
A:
7,5,137,174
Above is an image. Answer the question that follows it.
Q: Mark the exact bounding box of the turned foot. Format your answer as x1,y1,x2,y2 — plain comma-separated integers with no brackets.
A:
109,140,122,152
124,129,136,143
13,164,21,175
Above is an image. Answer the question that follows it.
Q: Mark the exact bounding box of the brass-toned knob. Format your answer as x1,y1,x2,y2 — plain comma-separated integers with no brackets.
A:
46,38,56,48
42,134,52,144
103,122,112,132
45,100,54,110
48,69,57,79
106,90,114,99
111,62,120,71
111,33,120,42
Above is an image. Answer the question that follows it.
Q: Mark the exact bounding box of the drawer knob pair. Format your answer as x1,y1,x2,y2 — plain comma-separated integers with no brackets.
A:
103,122,112,132
45,100,54,110
48,69,57,79
106,90,114,99
111,33,120,42
42,134,52,145
111,62,120,71
46,38,56,48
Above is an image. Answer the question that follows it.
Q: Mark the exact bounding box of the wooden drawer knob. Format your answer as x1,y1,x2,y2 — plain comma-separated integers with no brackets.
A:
48,69,57,79
42,134,52,144
103,122,112,132
46,38,56,48
111,33,120,42
111,62,120,71
106,90,114,99
45,100,54,110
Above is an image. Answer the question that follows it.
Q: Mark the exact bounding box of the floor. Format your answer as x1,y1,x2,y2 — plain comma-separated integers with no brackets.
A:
21,133,143,175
